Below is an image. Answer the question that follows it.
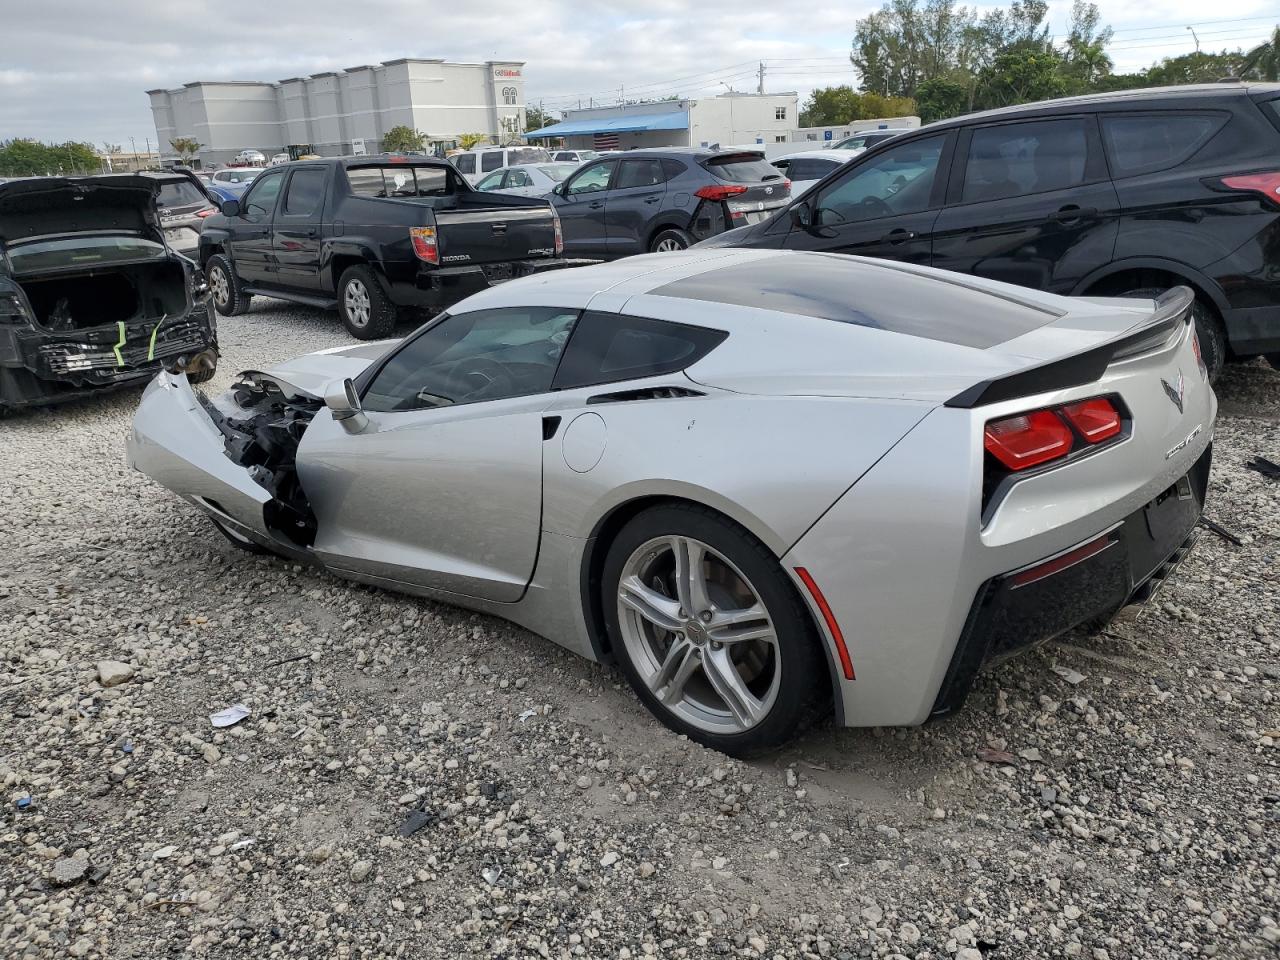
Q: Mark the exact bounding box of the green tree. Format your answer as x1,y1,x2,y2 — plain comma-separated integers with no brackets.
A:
1242,26,1280,81
974,46,1068,109
1143,50,1246,85
852,0,980,98
169,137,202,163
458,132,489,150
0,139,51,176
799,86,916,126
1062,0,1113,91
525,105,557,132
914,77,968,122
381,125,427,153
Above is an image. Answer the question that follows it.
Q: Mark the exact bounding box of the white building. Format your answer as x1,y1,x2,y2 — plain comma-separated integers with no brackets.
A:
526,93,800,151
148,59,527,168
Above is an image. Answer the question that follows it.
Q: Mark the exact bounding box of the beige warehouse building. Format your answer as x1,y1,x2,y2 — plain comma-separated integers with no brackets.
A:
148,58,526,168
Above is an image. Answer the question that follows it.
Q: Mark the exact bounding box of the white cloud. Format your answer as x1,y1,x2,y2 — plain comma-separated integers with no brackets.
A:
1,0,1275,145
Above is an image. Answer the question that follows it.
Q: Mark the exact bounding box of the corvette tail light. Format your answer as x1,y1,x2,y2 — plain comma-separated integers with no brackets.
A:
1059,397,1122,443
984,410,1074,470
694,184,748,202
409,226,439,264
1220,171,1280,206
1190,327,1208,380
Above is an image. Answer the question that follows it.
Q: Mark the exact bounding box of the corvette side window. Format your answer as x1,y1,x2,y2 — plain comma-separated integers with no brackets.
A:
361,307,580,413
553,311,727,390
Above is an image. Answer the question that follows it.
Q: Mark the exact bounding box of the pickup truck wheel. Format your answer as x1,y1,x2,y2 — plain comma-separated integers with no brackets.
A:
650,228,692,253
206,255,252,317
338,265,398,340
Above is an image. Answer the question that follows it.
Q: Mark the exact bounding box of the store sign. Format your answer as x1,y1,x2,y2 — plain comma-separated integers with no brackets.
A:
494,67,522,79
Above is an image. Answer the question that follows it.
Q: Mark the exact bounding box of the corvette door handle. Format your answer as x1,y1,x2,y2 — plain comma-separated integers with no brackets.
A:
881,228,916,244
1050,205,1097,222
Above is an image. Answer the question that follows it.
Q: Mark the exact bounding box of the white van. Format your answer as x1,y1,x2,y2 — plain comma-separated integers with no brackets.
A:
450,146,552,184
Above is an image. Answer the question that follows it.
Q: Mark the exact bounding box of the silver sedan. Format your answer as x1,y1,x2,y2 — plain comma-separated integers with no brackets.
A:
126,250,1216,755
473,162,579,197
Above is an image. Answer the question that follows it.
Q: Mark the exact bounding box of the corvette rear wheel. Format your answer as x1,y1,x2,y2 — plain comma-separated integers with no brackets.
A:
603,504,829,756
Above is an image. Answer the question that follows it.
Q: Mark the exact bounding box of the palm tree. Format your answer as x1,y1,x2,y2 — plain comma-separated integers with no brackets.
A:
1243,27,1280,82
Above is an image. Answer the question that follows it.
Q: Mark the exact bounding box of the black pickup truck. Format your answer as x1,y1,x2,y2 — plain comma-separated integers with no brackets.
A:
198,155,576,338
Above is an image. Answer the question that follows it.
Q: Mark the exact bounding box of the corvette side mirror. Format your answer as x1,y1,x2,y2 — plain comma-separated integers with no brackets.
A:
324,378,368,433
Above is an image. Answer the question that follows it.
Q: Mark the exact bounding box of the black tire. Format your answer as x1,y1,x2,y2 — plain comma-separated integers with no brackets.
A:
209,516,269,555
601,503,831,757
1121,287,1226,382
649,227,693,254
205,254,252,317
337,265,399,340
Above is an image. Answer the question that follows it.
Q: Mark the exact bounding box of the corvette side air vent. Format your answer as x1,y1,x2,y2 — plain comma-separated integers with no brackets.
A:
585,386,705,405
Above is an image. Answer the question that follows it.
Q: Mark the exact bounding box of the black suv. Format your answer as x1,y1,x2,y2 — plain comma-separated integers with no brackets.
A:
701,83,1280,375
549,148,790,259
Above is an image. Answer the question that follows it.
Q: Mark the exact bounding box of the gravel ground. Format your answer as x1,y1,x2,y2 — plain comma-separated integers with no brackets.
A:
1,300,1278,960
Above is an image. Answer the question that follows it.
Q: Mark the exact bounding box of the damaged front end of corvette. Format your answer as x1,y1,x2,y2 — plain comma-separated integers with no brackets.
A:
128,370,323,559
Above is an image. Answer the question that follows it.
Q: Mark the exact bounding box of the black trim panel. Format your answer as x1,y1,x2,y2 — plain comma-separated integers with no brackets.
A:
945,286,1193,408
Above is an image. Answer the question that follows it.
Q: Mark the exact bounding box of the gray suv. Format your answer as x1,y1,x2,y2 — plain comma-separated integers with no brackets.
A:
547,148,791,258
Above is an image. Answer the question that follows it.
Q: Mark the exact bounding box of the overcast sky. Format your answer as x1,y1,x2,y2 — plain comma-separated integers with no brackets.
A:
2,0,1276,148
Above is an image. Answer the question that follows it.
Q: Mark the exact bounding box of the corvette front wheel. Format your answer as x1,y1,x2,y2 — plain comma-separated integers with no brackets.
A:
602,503,830,757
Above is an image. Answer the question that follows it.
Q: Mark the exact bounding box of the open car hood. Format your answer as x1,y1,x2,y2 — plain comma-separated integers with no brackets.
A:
0,175,166,244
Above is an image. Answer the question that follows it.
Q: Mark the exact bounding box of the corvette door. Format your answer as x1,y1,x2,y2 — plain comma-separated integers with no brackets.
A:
295,306,579,602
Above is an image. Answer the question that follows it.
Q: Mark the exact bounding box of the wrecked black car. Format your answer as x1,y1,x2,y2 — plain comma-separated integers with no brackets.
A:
0,174,219,414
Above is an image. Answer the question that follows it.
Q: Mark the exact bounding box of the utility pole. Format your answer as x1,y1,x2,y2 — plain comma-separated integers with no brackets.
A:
619,84,624,106
1187,25,1201,52
757,61,766,95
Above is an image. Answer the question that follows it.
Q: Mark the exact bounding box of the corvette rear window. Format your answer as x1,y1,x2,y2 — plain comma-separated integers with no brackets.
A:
653,254,1062,349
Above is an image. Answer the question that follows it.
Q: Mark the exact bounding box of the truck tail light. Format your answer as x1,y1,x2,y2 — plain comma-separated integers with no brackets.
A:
984,410,1074,471
1059,397,1122,443
1219,172,1280,206
410,226,439,265
552,208,564,256
694,185,748,202
195,207,217,219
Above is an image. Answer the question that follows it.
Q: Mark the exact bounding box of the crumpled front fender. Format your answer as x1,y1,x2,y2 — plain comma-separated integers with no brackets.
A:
126,371,272,536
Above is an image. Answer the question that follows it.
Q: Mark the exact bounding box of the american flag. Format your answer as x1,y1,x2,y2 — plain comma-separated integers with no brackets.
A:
593,133,620,150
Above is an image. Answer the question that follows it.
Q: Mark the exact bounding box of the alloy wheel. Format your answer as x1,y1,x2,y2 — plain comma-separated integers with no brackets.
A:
616,536,780,734
209,267,229,309
654,237,685,253
344,279,371,328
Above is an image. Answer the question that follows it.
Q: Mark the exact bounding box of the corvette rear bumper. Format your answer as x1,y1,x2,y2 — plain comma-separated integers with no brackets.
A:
929,444,1211,718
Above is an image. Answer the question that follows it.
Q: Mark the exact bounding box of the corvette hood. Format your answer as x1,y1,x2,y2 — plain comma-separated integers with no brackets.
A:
241,339,399,399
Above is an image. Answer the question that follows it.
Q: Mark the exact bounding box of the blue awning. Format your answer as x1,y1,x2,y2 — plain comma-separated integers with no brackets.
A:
525,112,689,139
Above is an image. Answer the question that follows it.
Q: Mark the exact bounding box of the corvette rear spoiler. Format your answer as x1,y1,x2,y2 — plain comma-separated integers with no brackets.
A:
944,287,1194,409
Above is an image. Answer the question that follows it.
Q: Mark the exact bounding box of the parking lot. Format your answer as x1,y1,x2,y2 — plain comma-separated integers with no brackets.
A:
0,300,1276,959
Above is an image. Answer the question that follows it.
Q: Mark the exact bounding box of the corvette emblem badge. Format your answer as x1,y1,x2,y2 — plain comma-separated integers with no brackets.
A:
1161,371,1185,414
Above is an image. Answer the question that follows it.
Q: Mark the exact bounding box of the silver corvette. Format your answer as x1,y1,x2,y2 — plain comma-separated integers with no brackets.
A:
127,250,1216,755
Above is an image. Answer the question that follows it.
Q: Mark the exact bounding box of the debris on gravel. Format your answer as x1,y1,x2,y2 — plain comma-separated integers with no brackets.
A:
0,301,1277,958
